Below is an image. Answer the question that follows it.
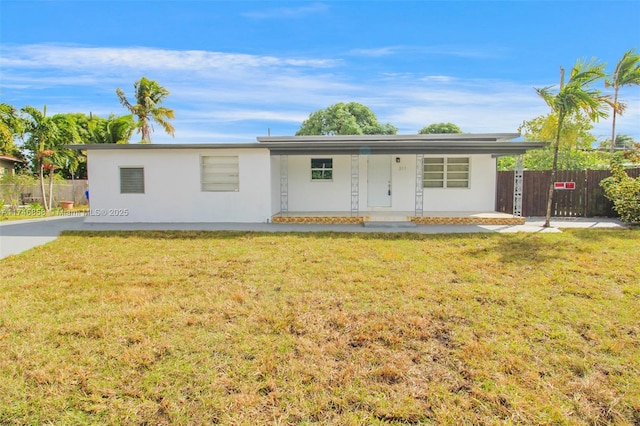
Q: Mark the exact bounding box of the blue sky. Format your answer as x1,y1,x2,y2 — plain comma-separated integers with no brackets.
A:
1,0,639,144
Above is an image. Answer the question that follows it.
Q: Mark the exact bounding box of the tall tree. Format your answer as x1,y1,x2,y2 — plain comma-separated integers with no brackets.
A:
418,122,462,134
88,114,135,144
535,59,609,227
22,108,85,211
116,77,175,143
0,103,24,156
52,114,84,181
520,113,596,150
605,49,640,156
296,102,397,135
21,105,59,212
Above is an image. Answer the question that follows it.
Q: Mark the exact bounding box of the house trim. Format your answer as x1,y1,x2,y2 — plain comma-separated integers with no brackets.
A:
67,133,546,157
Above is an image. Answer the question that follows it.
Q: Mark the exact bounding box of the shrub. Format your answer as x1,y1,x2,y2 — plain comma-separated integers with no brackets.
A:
600,164,640,223
27,202,44,211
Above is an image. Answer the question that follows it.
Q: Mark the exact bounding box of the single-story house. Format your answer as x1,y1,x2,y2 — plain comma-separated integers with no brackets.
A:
70,134,546,225
0,155,23,177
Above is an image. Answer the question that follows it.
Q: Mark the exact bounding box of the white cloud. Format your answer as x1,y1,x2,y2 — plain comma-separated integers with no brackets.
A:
242,2,329,19
419,75,456,83
186,109,309,124
349,47,402,57
1,44,638,142
0,44,340,73
348,45,500,59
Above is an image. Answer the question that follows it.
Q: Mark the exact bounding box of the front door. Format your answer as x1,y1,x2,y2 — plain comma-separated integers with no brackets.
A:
367,155,392,207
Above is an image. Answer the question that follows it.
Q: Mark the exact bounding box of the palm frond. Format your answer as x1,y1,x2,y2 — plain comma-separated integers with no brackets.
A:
535,86,557,110
614,48,640,87
116,88,132,110
567,57,607,87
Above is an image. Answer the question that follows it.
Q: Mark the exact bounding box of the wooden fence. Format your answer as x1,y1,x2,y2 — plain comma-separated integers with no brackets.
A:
496,169,640,217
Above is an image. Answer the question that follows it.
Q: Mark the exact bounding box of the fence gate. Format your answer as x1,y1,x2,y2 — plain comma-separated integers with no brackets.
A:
496,168,639,218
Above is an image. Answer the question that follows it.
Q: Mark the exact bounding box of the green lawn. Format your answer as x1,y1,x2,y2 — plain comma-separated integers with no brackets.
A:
1,230,638,425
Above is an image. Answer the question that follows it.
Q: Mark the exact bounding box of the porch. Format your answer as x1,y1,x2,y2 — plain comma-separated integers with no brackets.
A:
271,211,525,226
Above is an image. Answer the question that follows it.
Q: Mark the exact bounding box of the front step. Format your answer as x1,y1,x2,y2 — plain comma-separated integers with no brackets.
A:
363,221,417,228
363,215,416,228
365,215,410,222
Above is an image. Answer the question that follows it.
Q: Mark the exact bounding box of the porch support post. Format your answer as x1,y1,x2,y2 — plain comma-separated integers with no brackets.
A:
350,154,359,216
415,154,424,216
513,155,523,217
280,155,288,214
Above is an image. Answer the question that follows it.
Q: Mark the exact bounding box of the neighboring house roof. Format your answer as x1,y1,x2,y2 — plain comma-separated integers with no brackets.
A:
0,155,23,163
67,133,547,156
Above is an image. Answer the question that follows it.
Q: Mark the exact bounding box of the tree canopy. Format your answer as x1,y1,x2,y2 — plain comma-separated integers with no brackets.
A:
116,77,175,143
418,122,462,134
88,114,135,145
0,103,24,156
606,48,640,156
519,113,596,150
295,102,397,136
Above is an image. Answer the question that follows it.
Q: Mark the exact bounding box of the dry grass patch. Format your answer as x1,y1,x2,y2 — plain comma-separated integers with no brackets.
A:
0,229,639,424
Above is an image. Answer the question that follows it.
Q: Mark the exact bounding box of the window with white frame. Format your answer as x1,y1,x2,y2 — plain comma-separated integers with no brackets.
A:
201,156,239,191
423,157,469,188
120,167,145,194
311,158,333,181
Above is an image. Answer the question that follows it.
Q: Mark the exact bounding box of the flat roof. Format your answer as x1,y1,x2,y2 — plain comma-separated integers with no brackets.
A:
257,133,521,143
67,133,547,156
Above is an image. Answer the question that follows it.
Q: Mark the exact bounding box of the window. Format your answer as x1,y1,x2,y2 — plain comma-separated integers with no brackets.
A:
423,158,444,188
311,158,333,180
120,167,145,194
201,156,239,191
423,157,469,188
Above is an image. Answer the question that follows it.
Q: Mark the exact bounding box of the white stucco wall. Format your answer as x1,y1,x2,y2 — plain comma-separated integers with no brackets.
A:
272,154,496,214
286,155,352,212
86,148,272,223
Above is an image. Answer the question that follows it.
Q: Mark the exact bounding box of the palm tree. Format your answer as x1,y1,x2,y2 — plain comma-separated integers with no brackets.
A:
535,58,610,227
21,108,83,212
21,105,59,212
88,114,135,144
116,77,175,143
606,49,640,157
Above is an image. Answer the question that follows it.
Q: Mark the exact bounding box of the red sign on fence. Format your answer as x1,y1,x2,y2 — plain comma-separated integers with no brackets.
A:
554,182,576,190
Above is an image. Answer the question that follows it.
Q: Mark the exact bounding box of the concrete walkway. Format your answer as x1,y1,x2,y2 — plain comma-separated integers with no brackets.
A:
0,216,628,259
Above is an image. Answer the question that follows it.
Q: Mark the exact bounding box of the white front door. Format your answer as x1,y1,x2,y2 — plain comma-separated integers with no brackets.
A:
367,155,392,207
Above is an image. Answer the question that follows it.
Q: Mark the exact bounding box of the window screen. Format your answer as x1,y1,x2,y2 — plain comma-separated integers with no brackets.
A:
201,156,239,191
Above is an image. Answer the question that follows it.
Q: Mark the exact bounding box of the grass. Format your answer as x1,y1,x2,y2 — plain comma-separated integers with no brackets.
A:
0,229,638,425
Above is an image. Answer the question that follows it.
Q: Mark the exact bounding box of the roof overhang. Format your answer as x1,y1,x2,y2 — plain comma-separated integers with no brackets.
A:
258,133,522,143
257,134,546,156
0,155,23,163
259,141,547,156
67,133,548,157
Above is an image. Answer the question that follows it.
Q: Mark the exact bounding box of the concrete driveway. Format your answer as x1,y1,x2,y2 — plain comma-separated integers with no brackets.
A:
0,216,86,259
0,216,627,260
